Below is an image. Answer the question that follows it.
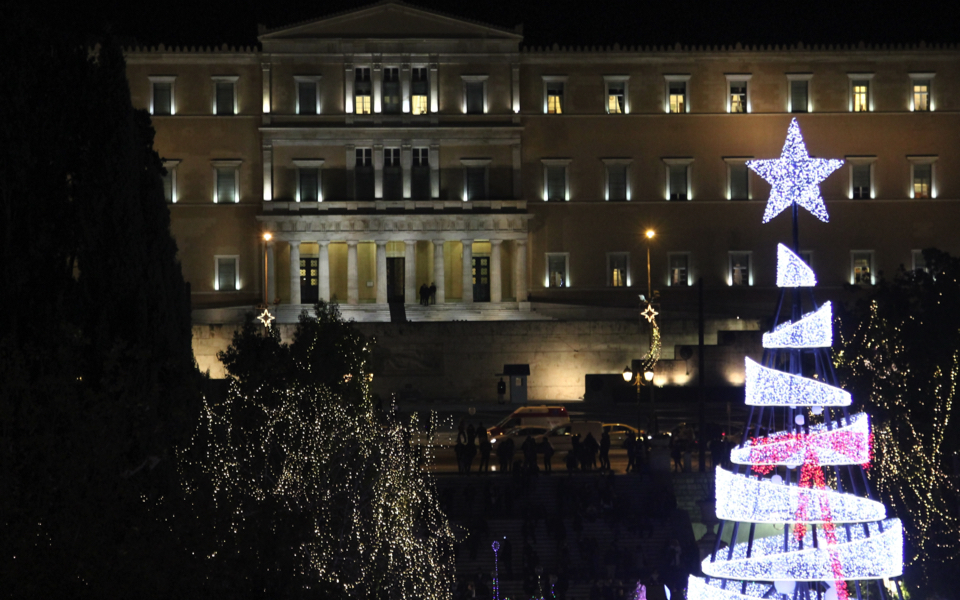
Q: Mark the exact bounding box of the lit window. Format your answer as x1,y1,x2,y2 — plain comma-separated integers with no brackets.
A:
913,163,932,198
354,68,371,115
910,74,935,111
382,67,401,114
853,82,869,112
215,256,239,291
608,253,629,287
411,68,429,115
668,81,686,113
547,82,564,114
161,159,180,203
669,254,689,286
212,160,241,203
729,252,751,286
295,76,321,115
150,76,175,115
852,251,873,285
383,148,402,199
729,81,747,113
546,253,568,288
607,81,625,114
212,76,238,115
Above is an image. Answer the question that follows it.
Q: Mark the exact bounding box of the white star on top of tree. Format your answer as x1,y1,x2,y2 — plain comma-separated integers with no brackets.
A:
747,118,843,224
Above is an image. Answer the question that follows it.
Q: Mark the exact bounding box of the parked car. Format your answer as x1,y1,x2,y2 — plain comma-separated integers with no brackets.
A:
602,423,641,447
541,421,604,452
487,406,570,437
489,426,549,447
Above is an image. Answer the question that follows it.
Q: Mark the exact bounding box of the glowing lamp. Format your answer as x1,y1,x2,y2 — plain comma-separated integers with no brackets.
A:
622,366,633,382
644,368,655,382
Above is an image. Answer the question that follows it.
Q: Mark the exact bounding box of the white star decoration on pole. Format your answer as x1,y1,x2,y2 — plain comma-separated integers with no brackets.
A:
747,119,843,224
257,308,275,328
641,303,658,323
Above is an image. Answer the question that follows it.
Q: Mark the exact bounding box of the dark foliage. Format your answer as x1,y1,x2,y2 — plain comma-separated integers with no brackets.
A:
0,11,202,598
836,249,960,598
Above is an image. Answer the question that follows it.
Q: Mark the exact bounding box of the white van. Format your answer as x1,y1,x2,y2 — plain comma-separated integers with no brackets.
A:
488,406,570,436
541,421,604,452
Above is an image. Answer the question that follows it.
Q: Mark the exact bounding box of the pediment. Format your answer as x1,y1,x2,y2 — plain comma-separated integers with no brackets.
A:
260,1,522,43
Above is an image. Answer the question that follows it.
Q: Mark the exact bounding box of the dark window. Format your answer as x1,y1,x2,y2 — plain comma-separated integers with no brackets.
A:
730,253,750,286
161,168,174,202
730,164,748,200
215,82,235,115
465,167,486,200
669,165,687,200
412,148,430,199
382,68,400,114
299,168,319,202
383,148,402,199
852,164,871,199
608,165,627,201
790,80,808,113
465,81,484,114
546,166,565,201
216,168,236,203
153,82,172,115
217,258,236,291
298,81,317,115
355,148,374,199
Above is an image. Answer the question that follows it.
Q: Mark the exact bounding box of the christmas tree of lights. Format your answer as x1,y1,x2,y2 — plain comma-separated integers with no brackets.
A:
687,119,904,600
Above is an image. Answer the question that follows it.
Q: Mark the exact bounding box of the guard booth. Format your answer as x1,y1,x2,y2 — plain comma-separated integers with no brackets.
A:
498,364,530,404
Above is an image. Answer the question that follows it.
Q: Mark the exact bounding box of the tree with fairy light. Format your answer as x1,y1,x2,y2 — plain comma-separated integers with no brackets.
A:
687,119,905,600
836,248,960,599
180,302,456,599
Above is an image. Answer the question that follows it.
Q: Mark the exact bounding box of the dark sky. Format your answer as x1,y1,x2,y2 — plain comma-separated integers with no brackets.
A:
45,0,960,48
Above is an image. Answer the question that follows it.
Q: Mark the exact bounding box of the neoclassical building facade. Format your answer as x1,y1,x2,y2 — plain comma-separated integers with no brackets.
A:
125,1,960,386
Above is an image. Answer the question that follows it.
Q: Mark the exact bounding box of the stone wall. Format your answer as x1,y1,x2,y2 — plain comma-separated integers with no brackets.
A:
193,317,762,401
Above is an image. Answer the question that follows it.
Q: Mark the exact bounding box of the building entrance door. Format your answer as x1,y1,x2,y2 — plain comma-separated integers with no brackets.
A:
472,256,490,302
386,257,405,302
300,256,319,304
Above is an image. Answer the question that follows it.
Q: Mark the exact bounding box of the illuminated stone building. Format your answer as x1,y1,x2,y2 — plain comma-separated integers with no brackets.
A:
125,1,960,398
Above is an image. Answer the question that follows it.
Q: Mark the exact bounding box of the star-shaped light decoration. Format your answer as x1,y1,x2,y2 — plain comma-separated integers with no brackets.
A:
642,303,658,323
747,118,843,224
257,307,275,328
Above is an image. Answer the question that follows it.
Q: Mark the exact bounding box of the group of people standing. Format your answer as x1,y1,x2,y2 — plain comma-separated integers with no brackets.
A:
418,282,438,306
455,420,492,474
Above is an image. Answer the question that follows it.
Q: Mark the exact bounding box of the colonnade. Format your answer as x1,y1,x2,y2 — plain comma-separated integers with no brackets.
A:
272,237,527,306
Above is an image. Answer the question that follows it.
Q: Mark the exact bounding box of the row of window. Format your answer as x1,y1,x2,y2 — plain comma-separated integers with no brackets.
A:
147,70,937,116
162,152,939,204
546,249,929,290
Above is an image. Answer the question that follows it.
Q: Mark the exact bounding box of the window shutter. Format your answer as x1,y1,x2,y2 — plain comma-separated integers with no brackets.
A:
217,168,236,203
608,165,627,200
298,82,316,115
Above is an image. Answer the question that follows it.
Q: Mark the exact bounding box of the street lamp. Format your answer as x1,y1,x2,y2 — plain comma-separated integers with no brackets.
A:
262,232,273,305
623,363,657,437
645,229,655,302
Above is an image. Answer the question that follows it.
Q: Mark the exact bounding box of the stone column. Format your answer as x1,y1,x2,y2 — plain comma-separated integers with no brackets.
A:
490,239,503,303
512,143,522,200
344,61,354,118
514,239,527,302
261,62,271,114
433,240,445,304
318,241,330,302
401,143,412,199
461,239,474,304
401,61,411,113
429,60,439,113
376,241,388,304
372,60,382,113
404,240,416,305
265,240,276,303
263,143,273,200
347,241,359,305
430,144,440,199
289,241,301,305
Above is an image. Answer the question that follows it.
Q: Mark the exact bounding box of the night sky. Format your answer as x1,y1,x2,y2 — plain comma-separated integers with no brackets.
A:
40,0,960,49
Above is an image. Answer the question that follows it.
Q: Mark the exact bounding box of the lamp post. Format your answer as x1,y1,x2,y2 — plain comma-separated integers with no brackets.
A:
645,229,655,302
622,364,656,437
262,231,272,305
